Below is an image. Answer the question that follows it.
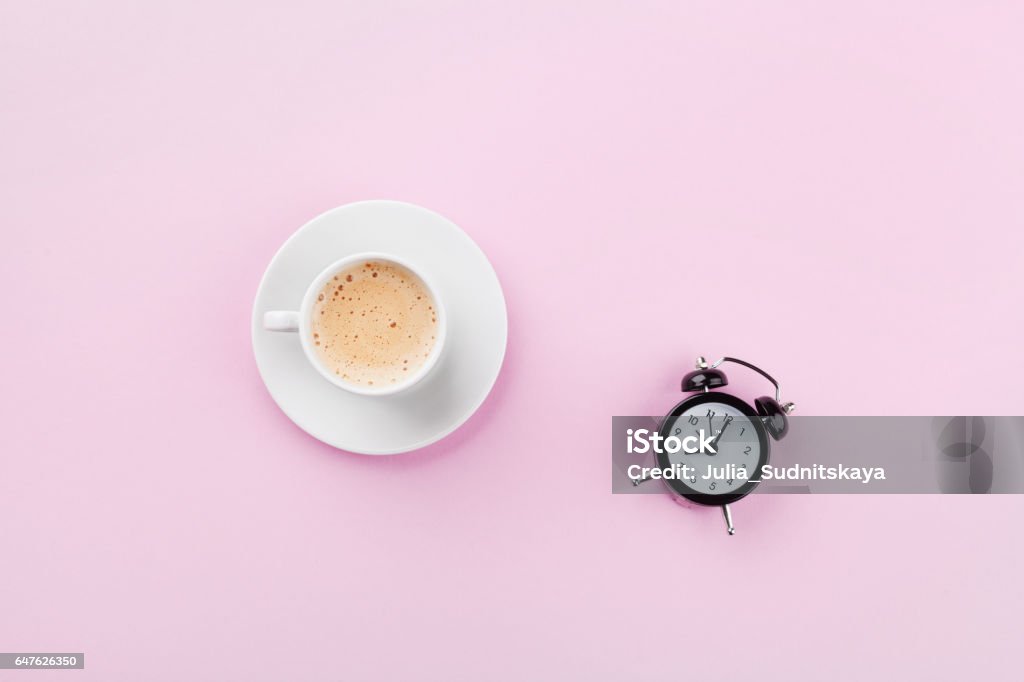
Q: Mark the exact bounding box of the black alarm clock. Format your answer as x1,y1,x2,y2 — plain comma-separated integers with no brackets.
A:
656,356,795,535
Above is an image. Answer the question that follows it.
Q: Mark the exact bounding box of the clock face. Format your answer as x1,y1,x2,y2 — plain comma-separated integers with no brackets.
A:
657,392,769,504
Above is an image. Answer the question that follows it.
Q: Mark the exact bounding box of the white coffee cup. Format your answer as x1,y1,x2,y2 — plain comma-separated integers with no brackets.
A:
263,252,447,396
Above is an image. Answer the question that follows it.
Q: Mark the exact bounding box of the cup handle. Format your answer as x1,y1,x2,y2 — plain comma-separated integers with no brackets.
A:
263,311,300,332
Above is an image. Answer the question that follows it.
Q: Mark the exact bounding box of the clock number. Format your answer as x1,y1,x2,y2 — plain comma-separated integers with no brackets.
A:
710,481,716,491
673,427,681,436
689,475,696,484
726,479,734,485
688,416,699,426
739,427,745,436
744,446,752,455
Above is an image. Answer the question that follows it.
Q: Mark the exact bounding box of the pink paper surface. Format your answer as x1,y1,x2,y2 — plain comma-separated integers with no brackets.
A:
2,2,1022,680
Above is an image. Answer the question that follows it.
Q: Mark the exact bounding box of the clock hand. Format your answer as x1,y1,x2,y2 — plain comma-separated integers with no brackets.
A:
709,416,733,450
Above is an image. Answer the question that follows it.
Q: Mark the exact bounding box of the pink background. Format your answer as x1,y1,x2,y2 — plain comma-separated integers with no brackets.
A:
2,2,1023,680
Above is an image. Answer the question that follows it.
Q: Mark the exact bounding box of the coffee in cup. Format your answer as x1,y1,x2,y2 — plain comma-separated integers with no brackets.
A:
263,253,446,396
310,260,439,387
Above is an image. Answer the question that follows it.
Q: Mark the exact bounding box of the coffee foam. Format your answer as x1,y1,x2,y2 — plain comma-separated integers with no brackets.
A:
310,260,438,387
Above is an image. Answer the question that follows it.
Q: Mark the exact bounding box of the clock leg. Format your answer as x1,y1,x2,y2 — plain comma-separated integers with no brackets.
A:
722,504,735,535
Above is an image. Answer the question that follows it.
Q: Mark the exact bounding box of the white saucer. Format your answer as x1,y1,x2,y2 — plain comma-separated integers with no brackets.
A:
251,200,508,455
